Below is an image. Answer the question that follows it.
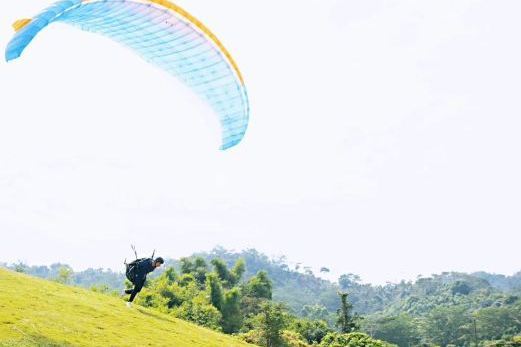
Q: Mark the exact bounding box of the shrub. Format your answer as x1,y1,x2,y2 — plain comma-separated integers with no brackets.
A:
319,332,397,347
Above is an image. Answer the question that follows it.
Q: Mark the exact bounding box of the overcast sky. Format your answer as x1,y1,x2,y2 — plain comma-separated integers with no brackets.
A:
1,0,520,284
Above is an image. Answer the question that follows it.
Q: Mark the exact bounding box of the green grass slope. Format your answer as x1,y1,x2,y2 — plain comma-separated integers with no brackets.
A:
0,268,253,347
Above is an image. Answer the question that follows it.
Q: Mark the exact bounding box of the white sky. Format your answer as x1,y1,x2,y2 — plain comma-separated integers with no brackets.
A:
1,0,520,284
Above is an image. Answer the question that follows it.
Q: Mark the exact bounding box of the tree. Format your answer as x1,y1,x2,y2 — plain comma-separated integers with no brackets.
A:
211,258,245,289
451,281,472,296
475,305,521,341
245,271,273,300
241,271,274,323
301,304,330,322
14,261,27,273
422,306,471,346
232,259,246,284
304,267,314,276
173,295,222,331
56,266,73,284
178,273,195,287
255,302,290,347
161,267,177,285
222,288,243,333
154,280,183,309
206,273,224,311
180,257,208,287
291,318,332,344
336,292,360,333
320,332,396,347
338,274,361,291
180,257,194,274
364,314,419,347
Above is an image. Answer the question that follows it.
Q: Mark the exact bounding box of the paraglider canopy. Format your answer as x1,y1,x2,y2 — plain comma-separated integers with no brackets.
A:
6,0,249,150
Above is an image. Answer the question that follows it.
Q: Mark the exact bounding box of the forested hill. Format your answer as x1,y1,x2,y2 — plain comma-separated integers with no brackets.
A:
189,249,521,319
472,271,521,292
4,248,521,345
5,247,521,317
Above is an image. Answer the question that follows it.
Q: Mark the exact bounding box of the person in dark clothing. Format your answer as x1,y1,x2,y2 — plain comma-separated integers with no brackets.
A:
124,257,164,306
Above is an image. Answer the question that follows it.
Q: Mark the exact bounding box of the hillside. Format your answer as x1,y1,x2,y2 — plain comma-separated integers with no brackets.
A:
0,268,253,347
8,248,521,317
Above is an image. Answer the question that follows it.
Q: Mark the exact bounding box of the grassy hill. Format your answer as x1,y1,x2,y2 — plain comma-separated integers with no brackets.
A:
0,268,253,347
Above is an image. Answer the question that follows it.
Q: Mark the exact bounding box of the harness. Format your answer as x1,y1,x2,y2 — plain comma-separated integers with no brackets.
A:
124,245,155,283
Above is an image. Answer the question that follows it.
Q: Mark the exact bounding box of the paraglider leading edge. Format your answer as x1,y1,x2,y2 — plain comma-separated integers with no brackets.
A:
5,0,250,150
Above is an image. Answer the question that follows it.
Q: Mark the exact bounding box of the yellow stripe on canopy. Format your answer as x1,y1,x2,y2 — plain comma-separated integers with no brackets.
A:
146,0,245,86
12,19,32,32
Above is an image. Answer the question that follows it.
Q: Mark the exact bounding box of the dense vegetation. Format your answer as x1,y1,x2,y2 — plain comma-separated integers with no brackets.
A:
4,248,521,346
129,255,397,347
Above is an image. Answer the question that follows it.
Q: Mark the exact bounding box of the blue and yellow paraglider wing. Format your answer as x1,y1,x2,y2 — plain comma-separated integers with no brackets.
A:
6,0,249,150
